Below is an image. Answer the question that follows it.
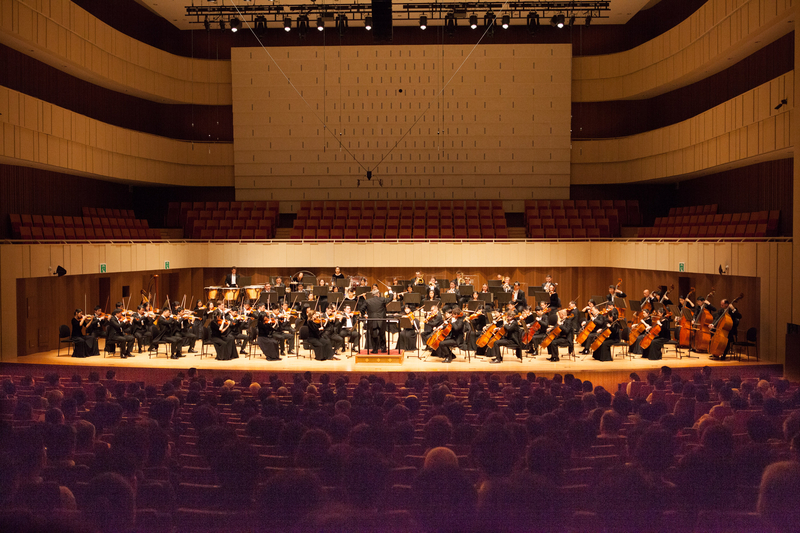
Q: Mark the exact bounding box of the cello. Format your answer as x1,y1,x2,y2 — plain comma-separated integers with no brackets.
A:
521,306,548,344
639,311,673,350
628,313,649,346
678,287,695,347
691,288,716,353
426,322,452,350
576,306,608,345
708,293,743,357
476,313,500,348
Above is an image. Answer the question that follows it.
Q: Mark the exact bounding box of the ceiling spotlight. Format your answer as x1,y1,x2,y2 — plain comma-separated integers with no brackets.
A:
336,14,348,36
365,16,373,30
297,14,309,37
470,14,478,29
317,16,324,31
254,15,266,35
501,14,510,29
419,15,427,30
229,17,241,32
569,15,576,27
551,14,565,28
284,17,292,32
219,19,226,30
527,12,540,34
585,14,592,26
445,13,456,35
203,16,210,31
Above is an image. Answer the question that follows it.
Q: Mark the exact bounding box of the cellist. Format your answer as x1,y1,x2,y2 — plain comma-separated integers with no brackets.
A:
710,299,742,360
546,309,575,362
488,310,523,364
431,307,464,364
421,304,443,349
524,303,550,356
592,303,620,362
579,306,604,355
628,308,652,356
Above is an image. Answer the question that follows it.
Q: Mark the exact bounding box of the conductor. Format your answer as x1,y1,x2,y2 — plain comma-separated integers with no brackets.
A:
359,288,392,353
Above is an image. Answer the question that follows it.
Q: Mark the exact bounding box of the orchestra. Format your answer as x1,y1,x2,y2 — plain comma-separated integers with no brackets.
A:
67,266,746,366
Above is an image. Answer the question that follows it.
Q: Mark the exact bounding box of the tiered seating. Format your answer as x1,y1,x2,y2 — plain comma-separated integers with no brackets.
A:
9,209,160,241
668,204,718,216
289,200,509,240
524,200,637,240
638,210,780,239
168,201,279,240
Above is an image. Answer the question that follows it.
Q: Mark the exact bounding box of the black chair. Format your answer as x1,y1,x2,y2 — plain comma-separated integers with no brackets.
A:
612,322,631,360
57,325,75,357
732,327,758,361
297,325,313,360
200,326,212,359
148,326,170,359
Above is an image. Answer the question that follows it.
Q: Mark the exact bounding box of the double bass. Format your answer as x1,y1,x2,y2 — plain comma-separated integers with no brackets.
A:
691,288,716,353
678,287,696,347
708,294,744,357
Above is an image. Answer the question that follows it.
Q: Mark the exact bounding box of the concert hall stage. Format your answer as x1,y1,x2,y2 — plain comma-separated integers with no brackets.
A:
2,348,781,392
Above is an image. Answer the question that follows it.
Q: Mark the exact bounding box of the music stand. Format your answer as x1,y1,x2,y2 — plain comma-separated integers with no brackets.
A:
289,292,309,307
591,295,604,305
441,293,458,305
335,278,349,288
459,285,474,295
478,293,493,303
257,291,278,308
422,299,440,311
328,292,345,305
614,298,628,317
386,301,402,313
496,292,512,308
313,286,329,298
391,285,404,294
467,300,484,311
355,287,370,297
487,279,503,287
402,293,421,308
528,286,539,297
412,285,427,296
628,300,642,316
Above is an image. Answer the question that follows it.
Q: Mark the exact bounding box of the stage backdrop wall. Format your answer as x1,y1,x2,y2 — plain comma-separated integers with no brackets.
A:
0,241,791,363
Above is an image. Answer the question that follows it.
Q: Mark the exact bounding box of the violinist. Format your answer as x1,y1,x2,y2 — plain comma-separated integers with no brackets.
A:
191,300,207,340
546,309,574,362
542,274,556,292
305,308,337,361
395,304,419,352
108,309,135,359
152,308,184,359
131,304,153,354
338,304,360,352
710,299,742,359
511,282,527,312
255,302,281,361
431,307,464,364
525,303,550,355
323,305,344,355
86,306,107,345
175,307,198,354
209,310,236,360
228,306,252,356
592,303,620,362
70,308,97,358
421,304,443,348
487,310,522,363
274,302,295,355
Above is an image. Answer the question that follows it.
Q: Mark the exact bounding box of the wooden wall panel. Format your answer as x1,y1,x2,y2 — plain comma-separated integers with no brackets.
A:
573,0,794,102
0,0,231,106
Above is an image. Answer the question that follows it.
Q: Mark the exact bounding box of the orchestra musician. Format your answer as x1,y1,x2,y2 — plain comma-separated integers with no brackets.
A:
254,302,281,361
511,282,527,312
427,277,441,298
152,308,184,359
396,304,419,352
107,308,135,359
710,299,742,360
331,267,345,284
208,309,236,360
421,304,443,347
546,309,575,362
322,305,344,355
592,303,620,362
430,307,464,364
579,306,604,354
629,309,652,355
175,307,198,354
85,306,107,347
606,284,626,303
131,305,153,354
70,309,97,358
525,303,550,355
305,308,337,361
547,284,561,310
643,309,672,361
413,271,426,285
487,310,523,363
338,305,360,352
542,274,556,292
502,276,512,293
274,303,295,355
225,267,239,288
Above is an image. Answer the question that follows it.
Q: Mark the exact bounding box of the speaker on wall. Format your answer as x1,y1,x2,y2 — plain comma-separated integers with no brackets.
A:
371,0,392,42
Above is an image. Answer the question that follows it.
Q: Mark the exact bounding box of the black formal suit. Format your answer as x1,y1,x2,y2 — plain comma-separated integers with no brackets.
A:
605,291,627,303
131,314,152,352
421,312,443,346
152,317,183,358
359,295,392,352
432,318,464,361
225,273,239,287
107,316,134,357
273,314,294,354
338,313,360,351
712,306,742,356
487,320,522,362
511,289,527,312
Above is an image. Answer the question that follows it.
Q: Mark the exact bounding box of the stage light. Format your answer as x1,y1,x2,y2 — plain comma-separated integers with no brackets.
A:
585,15,592,26
54,266,67,277
470,14,478,29
336,14,348,36
219,19,226,30
229,17,241,32
284,17,292,32
365,16,373,30
203,16,210,31
501,14,510,29
254,15,266,35
298,14,309,36
445,13,456,35
317,16,324,31
419,15,427,30
527,12,539,34
569,15,576,27
551,14,565,28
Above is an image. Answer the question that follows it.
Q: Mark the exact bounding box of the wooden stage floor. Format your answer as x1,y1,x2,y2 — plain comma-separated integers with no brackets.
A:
2,346,781,392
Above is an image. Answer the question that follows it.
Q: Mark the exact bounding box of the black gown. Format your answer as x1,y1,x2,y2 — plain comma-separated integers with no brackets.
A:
592,316,620,362
256,316,280,361
306,319,334,361
643,317,671,360
70,318,96,358
210,320,236,360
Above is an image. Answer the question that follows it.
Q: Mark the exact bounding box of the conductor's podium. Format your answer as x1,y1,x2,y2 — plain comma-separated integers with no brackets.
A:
355,350,405,364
